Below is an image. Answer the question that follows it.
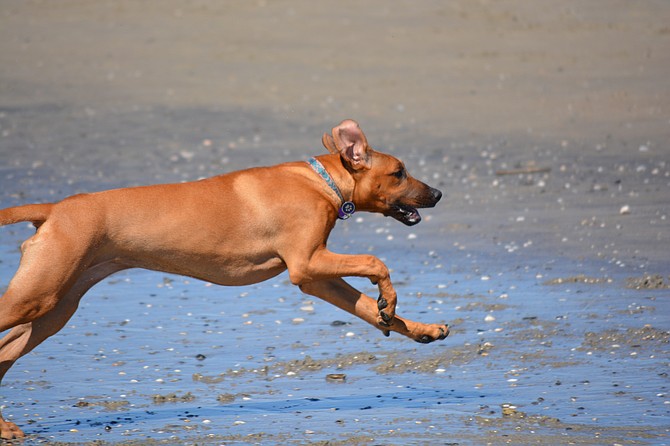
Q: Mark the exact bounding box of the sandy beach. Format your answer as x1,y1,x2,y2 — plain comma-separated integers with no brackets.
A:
1,1,669,444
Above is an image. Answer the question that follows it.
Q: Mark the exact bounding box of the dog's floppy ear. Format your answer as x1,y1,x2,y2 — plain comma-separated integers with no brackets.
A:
331,119,371,170
321,132,338,154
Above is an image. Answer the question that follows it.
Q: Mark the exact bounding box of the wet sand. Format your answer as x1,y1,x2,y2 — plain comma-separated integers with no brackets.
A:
1,1,669,444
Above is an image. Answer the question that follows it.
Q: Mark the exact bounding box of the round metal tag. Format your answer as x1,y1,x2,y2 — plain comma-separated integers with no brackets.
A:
338,201,356,219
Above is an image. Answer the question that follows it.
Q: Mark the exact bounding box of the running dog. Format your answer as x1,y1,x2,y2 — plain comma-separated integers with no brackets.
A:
0,119,448,438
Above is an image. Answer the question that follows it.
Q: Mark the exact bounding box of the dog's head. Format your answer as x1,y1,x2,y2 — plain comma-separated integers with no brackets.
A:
322,119,442,226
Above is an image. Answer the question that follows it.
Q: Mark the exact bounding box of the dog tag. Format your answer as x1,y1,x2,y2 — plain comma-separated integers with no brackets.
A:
338,201,356,220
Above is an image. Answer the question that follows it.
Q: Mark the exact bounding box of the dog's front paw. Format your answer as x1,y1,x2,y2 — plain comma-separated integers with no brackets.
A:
414,324,450,344
377,295,395,327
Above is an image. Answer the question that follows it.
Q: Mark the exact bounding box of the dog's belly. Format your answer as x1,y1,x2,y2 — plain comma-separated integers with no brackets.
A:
118,250,288,287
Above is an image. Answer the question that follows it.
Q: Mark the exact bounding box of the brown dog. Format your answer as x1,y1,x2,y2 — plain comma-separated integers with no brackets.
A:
0,119,448,439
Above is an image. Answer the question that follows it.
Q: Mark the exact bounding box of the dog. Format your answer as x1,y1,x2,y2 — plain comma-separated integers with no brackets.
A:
0,119,448,439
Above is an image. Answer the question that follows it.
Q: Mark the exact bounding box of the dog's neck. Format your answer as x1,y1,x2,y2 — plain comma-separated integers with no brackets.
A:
307,157,356,220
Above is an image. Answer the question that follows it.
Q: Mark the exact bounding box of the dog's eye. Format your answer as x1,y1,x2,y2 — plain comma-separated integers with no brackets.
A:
392,168,406,180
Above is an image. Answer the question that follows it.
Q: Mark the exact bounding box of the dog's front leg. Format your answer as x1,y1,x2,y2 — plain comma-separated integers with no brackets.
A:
287,249,397,327
299,278,449,343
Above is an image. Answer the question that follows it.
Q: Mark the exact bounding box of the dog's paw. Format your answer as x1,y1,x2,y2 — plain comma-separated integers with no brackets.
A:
376,295,395,327
378,310,393,327
0,419,25,440
414,324,450,344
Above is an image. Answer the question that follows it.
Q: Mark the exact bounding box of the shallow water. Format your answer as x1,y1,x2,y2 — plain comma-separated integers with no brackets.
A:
1,210,669,444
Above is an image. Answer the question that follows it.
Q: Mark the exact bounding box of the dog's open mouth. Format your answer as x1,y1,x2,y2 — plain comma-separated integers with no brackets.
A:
388,204,422,226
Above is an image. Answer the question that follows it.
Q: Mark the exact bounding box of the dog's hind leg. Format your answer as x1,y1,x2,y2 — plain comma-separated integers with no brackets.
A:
0,219,99,333
0,262,127,439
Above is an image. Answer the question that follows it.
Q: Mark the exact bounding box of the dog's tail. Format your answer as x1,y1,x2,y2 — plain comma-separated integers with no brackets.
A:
0,203,53,228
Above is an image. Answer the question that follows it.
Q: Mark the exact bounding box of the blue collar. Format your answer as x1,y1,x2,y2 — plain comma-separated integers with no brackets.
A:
307,157,355,220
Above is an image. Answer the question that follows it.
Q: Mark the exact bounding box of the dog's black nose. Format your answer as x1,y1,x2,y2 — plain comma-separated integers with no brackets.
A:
430,187,442,203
